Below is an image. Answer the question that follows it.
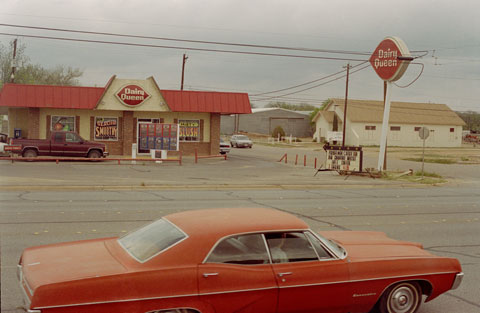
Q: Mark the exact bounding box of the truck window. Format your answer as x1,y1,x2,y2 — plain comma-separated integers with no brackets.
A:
65,133,82,143
54,133,63,143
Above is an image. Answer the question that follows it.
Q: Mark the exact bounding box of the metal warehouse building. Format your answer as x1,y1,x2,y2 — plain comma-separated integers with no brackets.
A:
221,108,313,137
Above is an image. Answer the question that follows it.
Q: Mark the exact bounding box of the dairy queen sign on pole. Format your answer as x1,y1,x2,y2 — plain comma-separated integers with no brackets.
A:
369,37,414,171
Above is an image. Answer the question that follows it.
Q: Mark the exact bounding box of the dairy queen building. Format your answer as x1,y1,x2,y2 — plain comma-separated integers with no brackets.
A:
0,76,252,156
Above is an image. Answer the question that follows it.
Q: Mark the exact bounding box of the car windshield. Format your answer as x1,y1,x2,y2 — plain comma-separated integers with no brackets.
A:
236,135,249,140
118,219,187,262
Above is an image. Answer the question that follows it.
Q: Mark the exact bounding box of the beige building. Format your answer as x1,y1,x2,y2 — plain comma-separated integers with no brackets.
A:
313,99,466,147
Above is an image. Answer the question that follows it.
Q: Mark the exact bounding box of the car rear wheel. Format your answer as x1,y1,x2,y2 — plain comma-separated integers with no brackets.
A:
379,282,421,313
23,149,38,158
87,150,102,159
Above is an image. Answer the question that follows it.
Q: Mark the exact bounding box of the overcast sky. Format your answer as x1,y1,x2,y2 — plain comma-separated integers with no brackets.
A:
1,0,479,112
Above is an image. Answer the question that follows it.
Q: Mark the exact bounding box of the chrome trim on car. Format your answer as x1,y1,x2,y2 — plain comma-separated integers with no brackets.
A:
32,271,458,310
17,264,41,312
451,272,464,290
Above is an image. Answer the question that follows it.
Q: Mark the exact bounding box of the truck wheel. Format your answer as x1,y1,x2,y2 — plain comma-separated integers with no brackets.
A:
23,149,38,158
87,150,101,159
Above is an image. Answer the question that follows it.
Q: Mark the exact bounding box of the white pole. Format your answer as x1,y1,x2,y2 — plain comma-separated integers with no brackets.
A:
377,82,392,171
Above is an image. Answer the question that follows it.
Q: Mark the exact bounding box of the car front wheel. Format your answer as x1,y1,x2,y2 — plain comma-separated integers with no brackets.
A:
87,150,102,159
379,282,421,313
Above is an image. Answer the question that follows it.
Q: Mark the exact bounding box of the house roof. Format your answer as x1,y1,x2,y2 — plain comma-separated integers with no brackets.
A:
312,110,342,124
251,107,310,116
0,82,252,114
325,98,465,126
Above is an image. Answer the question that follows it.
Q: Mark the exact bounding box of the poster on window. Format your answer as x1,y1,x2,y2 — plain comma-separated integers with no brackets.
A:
95,117,118,141
179,120,200,141
51,116,75,132
138,123,178,151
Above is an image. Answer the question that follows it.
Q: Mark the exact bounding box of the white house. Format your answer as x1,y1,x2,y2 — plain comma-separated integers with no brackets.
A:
313,99,466,147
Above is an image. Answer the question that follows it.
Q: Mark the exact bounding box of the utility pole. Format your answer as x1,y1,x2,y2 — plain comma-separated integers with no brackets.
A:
180,53,188,91
10,39,17,83
342,63,351,147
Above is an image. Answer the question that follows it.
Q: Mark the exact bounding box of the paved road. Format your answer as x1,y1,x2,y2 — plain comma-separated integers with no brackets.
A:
1,187,479,313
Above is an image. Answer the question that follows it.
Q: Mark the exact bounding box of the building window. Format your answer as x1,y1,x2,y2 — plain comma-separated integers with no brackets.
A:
179,120,200,142
414,127,421,131
51,116,75,132
365,125,376,130
450,128,455,132
94,117,118,141
390,126,401,131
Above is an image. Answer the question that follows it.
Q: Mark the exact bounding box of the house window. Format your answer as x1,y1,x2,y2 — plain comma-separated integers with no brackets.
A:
450,128,455,132
179,120,200,142
365,125,376,130
51,116,75,132
390,126,401,131
414,127,421,131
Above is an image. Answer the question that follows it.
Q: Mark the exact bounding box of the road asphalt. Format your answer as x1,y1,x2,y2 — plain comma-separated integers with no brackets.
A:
0,144,479,190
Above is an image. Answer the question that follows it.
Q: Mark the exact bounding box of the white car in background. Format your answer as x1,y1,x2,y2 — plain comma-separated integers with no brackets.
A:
0,133,7,154
219,138,231,154
230,134,253,148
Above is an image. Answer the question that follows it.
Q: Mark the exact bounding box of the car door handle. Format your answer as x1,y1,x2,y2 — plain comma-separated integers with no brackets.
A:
202,272,219,278
277,272,293,277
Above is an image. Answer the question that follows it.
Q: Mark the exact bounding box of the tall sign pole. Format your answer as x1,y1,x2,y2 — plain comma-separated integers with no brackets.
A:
181,53,188,91
369,37,413,171
342,63,350,147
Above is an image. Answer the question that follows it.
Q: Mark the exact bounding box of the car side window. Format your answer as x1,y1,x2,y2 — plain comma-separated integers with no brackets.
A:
305,231,333,259
206,234,269,265
265,232,319,263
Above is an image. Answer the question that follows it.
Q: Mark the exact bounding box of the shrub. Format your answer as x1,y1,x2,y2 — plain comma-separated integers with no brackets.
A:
272,126,286,139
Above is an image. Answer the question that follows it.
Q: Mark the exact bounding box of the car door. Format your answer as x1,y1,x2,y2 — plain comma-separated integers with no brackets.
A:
198,233,277,313
50,132,66,156
63,132,89,157
265,231,351,313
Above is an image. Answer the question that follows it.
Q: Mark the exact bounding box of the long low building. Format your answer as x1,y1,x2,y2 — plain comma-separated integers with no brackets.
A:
313,99,466,147
0,76,252,156
221,107,313,137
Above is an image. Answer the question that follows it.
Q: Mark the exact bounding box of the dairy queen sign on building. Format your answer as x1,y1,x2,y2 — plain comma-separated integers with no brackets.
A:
0,76,252,156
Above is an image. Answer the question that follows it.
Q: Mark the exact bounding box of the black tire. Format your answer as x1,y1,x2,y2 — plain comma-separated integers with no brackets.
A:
87,150,101,159
379,282,421,313
23,149,38,158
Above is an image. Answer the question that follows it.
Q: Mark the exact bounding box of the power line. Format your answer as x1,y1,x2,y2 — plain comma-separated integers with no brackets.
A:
254,64,371,101
251,61,368,96
0,23,375,56
0,32,369,62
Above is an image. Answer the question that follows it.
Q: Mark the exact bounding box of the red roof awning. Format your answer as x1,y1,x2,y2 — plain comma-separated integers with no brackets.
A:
160,90,251,114
0,83,104,109
0,83,251,114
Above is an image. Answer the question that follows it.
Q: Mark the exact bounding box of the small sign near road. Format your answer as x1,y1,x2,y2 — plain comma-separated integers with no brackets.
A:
419,127,430,140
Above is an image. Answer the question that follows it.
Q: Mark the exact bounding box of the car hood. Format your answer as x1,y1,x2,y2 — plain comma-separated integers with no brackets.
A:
320,231,432,260
21,237,127,291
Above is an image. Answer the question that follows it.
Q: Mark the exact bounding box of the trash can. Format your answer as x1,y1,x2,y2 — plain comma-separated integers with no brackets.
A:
14,128,21,139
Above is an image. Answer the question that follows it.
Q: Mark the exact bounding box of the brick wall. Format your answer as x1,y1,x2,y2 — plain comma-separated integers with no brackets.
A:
27,108,40,139
209,113,220,154
122,111,134,155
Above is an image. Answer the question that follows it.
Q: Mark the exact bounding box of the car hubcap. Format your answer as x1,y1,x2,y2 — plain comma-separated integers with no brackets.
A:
389,285,417,313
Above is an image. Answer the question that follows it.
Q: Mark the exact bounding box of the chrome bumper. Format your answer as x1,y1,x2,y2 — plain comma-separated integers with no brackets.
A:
451,272,464,290
17,264,41,313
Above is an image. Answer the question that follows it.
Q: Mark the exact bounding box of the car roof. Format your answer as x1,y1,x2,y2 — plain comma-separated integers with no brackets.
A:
165,208,308,239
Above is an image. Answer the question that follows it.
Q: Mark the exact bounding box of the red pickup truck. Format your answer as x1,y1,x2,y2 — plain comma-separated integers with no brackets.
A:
11,131,108,158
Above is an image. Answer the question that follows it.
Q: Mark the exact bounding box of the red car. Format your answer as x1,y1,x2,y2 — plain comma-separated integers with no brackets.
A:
18,208,463,313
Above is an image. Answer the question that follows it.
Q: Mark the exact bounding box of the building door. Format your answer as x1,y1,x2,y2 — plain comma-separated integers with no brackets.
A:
137,119,159,154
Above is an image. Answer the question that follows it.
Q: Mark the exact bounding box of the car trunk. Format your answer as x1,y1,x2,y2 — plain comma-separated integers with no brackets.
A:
20,238,127,292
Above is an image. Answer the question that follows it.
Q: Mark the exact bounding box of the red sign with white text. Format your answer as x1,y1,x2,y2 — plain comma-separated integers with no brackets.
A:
116,85,151,107
369,37,411,82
